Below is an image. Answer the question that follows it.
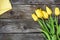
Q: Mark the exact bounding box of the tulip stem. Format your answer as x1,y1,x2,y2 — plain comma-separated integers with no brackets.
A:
38,19,51,40
38,19,49,33
55,16,58,40
50,16,55,35
55,16,58,29
41,18,49,33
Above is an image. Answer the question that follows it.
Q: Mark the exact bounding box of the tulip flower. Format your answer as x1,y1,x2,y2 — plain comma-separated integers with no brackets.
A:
0,0,12,15
32,13,38,21
46,6,52,15
42,11,48,19
55,7,60,16
35,9,43,18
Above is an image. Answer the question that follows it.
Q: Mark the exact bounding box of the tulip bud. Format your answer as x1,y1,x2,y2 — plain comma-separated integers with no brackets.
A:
42,11,48,19
55,7,60,16
35,9,43,18
32,13,38,21
46,6,52,15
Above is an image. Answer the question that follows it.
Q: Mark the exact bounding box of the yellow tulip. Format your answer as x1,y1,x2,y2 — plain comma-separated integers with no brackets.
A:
42,11,48,19
0,0,12,15
32,13,38,21
35,9,43,18
46,6,52,15
55,7,60,16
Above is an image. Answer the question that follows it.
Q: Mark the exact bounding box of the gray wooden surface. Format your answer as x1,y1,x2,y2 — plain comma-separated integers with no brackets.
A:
0,0,60,40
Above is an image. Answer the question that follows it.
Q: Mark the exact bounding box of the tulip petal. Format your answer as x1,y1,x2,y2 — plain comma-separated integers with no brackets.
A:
55,7,60,16
42,11,48,19
35,9,43,18
32,13,38,21
46,6,52,15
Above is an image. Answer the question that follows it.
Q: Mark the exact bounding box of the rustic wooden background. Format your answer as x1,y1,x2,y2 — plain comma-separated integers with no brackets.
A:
0,0,60,40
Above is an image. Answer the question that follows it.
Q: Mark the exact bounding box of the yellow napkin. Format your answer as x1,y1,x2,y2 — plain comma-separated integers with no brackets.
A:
0,0,12,15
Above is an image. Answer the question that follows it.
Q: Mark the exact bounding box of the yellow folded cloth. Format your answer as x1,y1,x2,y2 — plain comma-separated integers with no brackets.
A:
0,0,12,15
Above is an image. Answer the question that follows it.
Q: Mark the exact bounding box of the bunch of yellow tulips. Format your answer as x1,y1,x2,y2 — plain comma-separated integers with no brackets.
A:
32,6,60,40
32,6,60,21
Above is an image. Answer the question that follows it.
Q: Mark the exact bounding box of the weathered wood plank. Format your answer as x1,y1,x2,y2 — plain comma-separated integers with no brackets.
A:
0,34,44,40
0,19,40,33
10,0,55,4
